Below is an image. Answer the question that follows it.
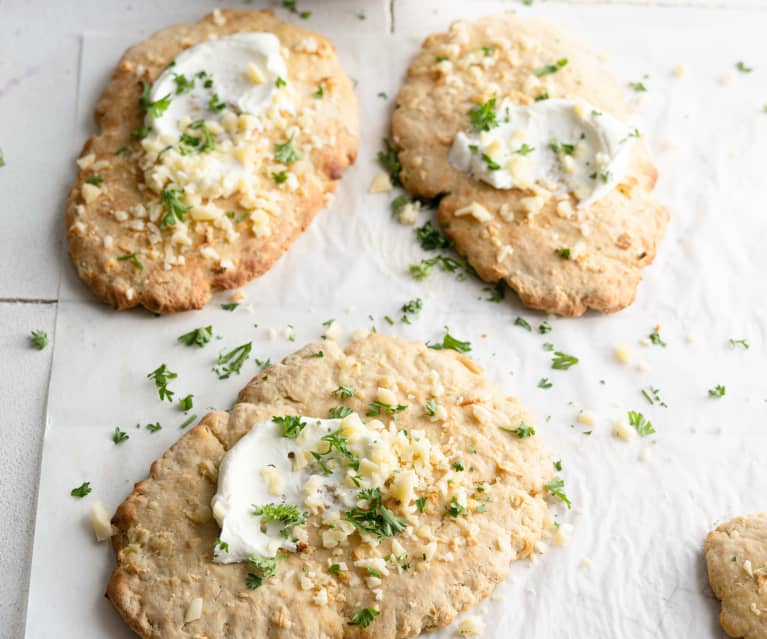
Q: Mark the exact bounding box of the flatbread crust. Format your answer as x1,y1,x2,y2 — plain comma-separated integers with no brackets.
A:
705,514,767,639
392,15,668,316
108,334,553,638
67,10,358,313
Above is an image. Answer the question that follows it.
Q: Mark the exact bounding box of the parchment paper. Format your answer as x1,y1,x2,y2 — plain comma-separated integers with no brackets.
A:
26,4,767,637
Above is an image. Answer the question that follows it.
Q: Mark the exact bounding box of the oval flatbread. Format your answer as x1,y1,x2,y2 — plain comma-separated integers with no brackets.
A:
392,15,668,316
67,10,358,313
705,513,767,639
107,334,554,638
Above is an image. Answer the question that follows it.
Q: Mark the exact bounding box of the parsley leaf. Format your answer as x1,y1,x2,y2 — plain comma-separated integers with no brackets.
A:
30,330,48,350
272,170,288,184
534,58,568,77
273,415,306,439
627,410,655,436
415,221,453,250
629,81,647,92
85,175,103,186
145,422,162,433
112,427,129,445
252,502,306,536
554,247,571,259
333,385,355,400
551,351,578,370
208,93,226,112
70,482,92,498
349,608,380,628
708,384,726,398
469,96,498,131
139,81,171,118
345,488,407,538
179,394,193,411
173,73,195,94
177,326,213,348
221,303,239,311
313,85,324,99
425,399,437,416
729,338,749,349
511,423,535,438
274,137,302,164
213,342,252,379
117,252,144,271
545,477,571,508
180,414,197,429
482,153,501,170
378,138,402,186
446,496,467,517
147,363,177,401
514,143,535,156
538,377,552,389
366,401,407,417
329,406,353,418
275,76,287,88
249,553,284,579
159,188,191,229
427,326,471,352
736,61,753,73
648,330,667,347
416,496,427,513
538,321,552,334
514,316,532,331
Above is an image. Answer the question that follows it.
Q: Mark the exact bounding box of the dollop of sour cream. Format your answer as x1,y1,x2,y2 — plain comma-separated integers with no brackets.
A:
449,98,637,208
212,415,386,563
148,33,287,140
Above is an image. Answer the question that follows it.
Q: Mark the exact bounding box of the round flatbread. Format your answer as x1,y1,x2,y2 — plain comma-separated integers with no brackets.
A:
108,334,554,638
705,513,767,639
392,15,668,316
67,10,358,313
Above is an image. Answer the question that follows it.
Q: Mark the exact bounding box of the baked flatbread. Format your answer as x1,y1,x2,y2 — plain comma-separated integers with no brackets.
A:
108,334,554,637
706,513,767,639
67,10,358,313
392,15,668,316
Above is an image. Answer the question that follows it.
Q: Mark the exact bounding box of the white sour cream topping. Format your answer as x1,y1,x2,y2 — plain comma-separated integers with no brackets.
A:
148,33,286,139
212,414,418,563
449,98,637,208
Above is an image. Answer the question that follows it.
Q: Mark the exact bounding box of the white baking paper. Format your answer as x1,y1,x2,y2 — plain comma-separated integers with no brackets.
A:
26,3,767,638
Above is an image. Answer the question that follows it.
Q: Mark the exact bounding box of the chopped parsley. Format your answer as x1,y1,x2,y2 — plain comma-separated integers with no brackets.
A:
425,399,437,416
145,422,162,433
117,252,144,271
416,496,427,513
221,302,238,311
534,58,568,77
708,384,726,398
159,188,190,229
648,330,667,347
401,297,423,322
427,326,471,353
130,126,150,141
641,386,667,407
436,55,448,62
273,415,306,439
333,385,355,400
545,477,571,508
115,146,127,155
629,81,647,92
348,608,380,628
551,351,578,370
538,321,552,334
313,85,325,99
514,143,535,156
446,496,467,517
409,255,473,281
390,194,410,216
179,119,216,154
328,563,341,574
213,342,252,379
147,363,177,401
377,91,387,99
344,487,407,537
452,460,465,472
282,0,311,18
274,137,302,164
179,414,197,429
628,410,655,436
367,401,407,417
275,76,287,88
549,140,575,155
736,61,753,73
329,406,353,418
469,96,498,131
482,153,501,170
245,573,262,590
249,553,284,579
481,45,494,56
173,74,195,94
415,221,453,250
85,175,103,186
484,283,504,302
177,326,213,348
70,482,92,498
179,394,193,411
554,247,571,259
378,138,402,186
729,338,749,349
208,93,226,112
252,502,306,536
272,170,288,184
30,330,48,350
538,377,552,389
514,316,532,331
139,81,171,118
511,423,535,438
112,427,129,445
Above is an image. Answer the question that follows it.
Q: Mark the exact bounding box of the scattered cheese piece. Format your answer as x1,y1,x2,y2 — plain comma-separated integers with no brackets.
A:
612,420,633,442
614,344,633,364
456,615,486,637
91,501,115,542
576,410,596,426
673,63,687,77
184,597,203,623
454,201,492,222
368,172,393,193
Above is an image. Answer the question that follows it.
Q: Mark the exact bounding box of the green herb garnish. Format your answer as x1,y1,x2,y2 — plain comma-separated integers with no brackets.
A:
348,608,380,628
534,58,568,77
273,415,306,439
511,423,535,438
628,410,655,436
469,96,498,131
112,427,129,445
545,477,571,508
252,502,306,536
275,137,302,164
117,252,144,271
708,384,726,398
178,326,213,348
30,330,48,350
159,188,190,229
514,316,532,331
345,487,407,538
70,482,92,498
147,363,177,401
179,394,193,411
551,351,578,370
427,326,471,353
213,342,252,379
